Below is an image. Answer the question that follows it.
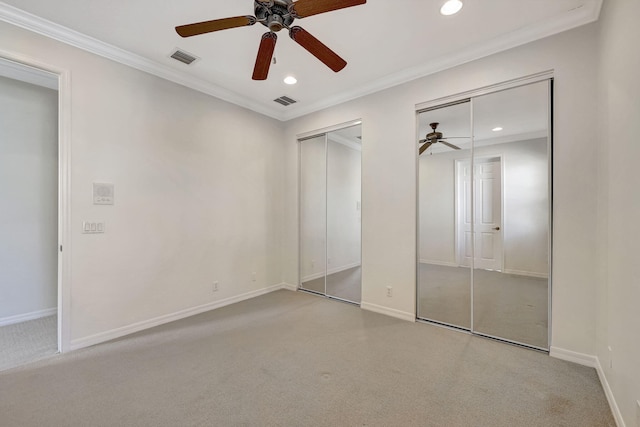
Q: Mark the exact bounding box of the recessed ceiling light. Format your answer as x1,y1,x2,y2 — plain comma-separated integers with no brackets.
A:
440,0,463,15
492,127,503,132
284,76,297,85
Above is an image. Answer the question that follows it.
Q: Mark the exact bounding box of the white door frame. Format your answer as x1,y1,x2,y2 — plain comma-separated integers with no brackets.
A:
0,49,72,353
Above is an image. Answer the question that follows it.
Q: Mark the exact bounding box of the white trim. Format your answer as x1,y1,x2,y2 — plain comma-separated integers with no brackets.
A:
0,307,57,326
361,301,415,322
0,57,57,89
280,282,298,291
0,1,600,122
301,262,361,283
549,346,598,368
69,283,291,351
594,357,626,427
416,70,555,112
297,119,363,140
419,259,458,268
0,3,281,121
503,268,549,279
0,49,72,354
282,2,600,121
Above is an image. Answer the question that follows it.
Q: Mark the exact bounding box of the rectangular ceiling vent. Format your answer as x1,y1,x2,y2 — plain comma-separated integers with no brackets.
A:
170,49,199,65
273,96,297,106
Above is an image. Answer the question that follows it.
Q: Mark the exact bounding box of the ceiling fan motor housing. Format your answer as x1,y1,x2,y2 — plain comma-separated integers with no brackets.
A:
256,0,295,32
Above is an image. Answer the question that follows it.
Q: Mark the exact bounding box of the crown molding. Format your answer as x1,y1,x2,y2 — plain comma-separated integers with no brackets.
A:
0,1,602,123
0,2,285,120
280,0,603,121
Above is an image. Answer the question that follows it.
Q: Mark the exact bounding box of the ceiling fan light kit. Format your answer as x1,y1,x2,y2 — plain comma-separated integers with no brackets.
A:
440,0,463,16
175,0,367,81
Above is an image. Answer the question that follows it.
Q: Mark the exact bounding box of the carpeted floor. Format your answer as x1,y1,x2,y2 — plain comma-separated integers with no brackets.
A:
418,263,548,348
0,290,613,426
0,315,58,372
301,266,361,303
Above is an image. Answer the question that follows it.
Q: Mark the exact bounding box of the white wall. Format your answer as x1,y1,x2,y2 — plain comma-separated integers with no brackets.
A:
419,138,548,277
283,24,599,354
596,0,640,425
0,75,58,321
0,21,285,346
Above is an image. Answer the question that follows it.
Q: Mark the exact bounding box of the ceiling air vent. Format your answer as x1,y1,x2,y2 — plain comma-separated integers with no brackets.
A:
170,49,199,65
273,96,297,106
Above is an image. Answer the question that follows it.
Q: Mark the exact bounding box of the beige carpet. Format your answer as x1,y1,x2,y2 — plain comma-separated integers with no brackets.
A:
0,290,613,426
0,315,58,372
418,263,548,348
301,266,361,303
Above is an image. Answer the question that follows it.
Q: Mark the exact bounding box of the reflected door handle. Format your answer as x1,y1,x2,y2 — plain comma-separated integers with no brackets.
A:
493,226,501,231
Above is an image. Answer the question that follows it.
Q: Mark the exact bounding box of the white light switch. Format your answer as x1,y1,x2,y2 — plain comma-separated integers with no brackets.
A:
82,221,105,234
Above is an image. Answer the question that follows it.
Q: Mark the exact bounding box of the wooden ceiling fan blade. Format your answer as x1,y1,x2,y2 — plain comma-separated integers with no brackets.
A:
252,32,278,81
419,142,433,155
289,26,347,72
290,0,367,18
176,16,257,37
418,139,427,144
439,141,462,150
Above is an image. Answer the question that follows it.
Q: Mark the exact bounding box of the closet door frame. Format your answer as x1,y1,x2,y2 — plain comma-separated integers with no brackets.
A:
415,71,553,351
297,119,363,303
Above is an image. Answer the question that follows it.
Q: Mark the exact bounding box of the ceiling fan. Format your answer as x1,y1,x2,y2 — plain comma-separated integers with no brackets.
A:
175,0,367,80
419,122,466,155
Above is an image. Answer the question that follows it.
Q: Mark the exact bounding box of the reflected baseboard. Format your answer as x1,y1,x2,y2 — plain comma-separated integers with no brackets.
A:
301,262,361,283
503,268,548,279
419,259,458,267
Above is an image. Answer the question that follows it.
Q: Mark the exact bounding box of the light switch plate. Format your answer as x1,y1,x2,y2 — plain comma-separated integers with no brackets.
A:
82,221,105,234
93,183,114,205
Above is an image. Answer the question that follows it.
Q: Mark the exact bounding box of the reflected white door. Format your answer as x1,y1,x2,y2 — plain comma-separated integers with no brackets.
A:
474,158,503,270
457,158,503,270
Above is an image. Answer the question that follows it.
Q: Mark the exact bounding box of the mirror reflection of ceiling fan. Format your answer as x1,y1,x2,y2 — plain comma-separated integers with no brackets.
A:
175,0,367,80
419,122,467,155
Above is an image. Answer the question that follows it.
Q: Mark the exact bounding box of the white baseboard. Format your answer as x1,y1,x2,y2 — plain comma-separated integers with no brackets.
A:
503,268,548,279
70,283,291,351
549,346,598,367
302,262,361,282
550,347,624,426
0,307,57,326
360,301,415,322
280,282,298,291
419,259,458,267
594,357,625,427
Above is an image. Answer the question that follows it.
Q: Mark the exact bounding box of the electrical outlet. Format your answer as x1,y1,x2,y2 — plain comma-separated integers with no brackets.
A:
251,272,257,282
386,286,393,297
212,281,219,292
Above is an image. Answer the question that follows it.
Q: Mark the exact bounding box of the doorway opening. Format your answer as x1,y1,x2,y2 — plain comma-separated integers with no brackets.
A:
0,56,68,370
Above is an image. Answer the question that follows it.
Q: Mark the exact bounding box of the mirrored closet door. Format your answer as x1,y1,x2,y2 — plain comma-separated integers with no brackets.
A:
300,124,362,304
417,79,551,350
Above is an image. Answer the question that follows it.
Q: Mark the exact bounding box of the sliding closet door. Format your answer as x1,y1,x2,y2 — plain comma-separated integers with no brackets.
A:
299,135,327,295
326,126,362,303
417,101,472,329
471,81,551,349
